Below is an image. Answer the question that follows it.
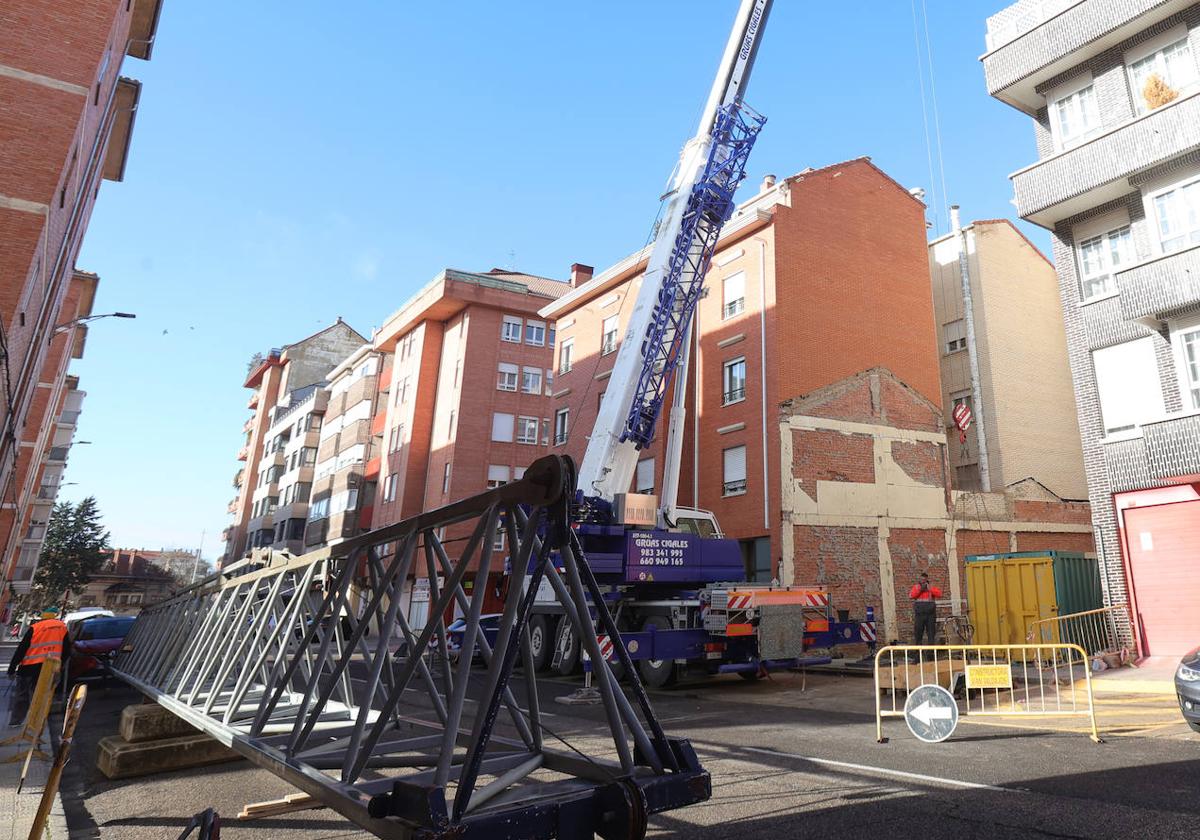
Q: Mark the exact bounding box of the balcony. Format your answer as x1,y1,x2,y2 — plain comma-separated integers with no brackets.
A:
260,449,285,469
237,446,249,462
227,499,240,515
233,468,244,488
1116,245,1200,327
47,446,69,463
248,392,259,409
1143,413,1200,480
1011,93,1200,227
983,0,1192,113
242,416,256,434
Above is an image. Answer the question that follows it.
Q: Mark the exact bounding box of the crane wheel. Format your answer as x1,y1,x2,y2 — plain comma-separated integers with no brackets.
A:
637,615,676,688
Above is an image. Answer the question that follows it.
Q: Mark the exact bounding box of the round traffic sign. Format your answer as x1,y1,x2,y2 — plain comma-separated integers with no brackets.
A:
904,683,958,743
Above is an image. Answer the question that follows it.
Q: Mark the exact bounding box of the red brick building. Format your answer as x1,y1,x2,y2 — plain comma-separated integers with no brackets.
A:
371,268,572,617
0,0,164,618
543,159,941,581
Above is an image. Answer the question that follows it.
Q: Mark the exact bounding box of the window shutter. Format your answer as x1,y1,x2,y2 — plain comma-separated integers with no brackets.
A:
723,272,745,306
723,445,747,483
487,465,509,484
491,413,514,442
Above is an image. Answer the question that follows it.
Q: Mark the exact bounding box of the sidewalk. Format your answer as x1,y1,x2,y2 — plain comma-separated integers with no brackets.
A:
1,641,71,840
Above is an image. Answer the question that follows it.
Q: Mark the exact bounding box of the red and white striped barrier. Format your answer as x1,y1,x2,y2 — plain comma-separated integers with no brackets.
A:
860,622,877,642
804,592,830,608
596,634,615,662
725,593,753,610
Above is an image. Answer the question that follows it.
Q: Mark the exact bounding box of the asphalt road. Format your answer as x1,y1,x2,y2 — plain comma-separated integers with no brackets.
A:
48,661,1200,840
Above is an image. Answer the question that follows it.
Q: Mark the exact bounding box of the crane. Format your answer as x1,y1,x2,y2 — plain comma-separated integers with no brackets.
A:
578,0,770,528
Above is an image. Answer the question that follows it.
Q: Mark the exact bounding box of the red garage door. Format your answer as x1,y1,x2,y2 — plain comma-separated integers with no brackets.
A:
1123,500,1200,657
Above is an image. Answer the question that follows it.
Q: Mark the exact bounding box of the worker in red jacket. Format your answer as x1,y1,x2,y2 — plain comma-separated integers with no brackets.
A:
6,606,71,726
910,572,942,648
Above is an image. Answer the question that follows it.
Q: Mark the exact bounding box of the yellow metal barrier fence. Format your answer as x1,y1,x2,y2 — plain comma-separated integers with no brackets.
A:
1027,604,1129,668
874,644,1102,743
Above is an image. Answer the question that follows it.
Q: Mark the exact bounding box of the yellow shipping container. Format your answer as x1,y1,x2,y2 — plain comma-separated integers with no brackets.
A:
966,553,1059,647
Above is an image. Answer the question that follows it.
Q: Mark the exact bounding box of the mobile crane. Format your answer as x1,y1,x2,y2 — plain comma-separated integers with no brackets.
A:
526,0,876,687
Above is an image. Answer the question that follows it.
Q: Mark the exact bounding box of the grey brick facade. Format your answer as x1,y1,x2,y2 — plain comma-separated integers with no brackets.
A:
987,1,1200,642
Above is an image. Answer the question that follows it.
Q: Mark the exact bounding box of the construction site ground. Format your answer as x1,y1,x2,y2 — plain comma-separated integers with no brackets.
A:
48,663,1199,840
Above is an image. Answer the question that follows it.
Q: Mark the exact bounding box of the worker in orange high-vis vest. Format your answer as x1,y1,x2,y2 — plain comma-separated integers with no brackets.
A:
910,572,942,649
6,606,71,726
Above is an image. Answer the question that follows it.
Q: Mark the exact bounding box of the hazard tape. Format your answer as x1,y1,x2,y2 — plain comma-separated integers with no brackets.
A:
804,592,830,608
860,622,876,642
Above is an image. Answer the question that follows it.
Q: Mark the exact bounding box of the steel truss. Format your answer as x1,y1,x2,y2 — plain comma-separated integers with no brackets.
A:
113,456,709,839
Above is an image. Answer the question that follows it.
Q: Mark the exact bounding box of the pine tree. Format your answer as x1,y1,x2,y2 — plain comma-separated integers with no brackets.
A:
1143,72,1178,110
26,496,111,611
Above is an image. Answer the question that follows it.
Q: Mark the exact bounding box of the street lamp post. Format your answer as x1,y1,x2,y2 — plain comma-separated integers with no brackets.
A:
52,311,136,336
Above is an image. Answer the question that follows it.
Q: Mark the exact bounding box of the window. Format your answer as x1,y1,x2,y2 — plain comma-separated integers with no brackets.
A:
541,418,550,446
453,359,461,388
517,416,539,444
399,332,416,360
309,497,331,520
301,447,317,466
559,338,574,374
722,357,747,405
722,272,746,319
1077,225,1134,300
1174,323,1200,411
388,425,401,453
1052,83,1100,148
486,465,510,489
522,367,543,394
398,377,411,405
447,410,456,440
1092,338,1165,436
554,407,569,445
545,371,553,395
548,325,556,348
526,320,546,346
442,463,452,494
493,521,506,552
1128,34,1197,114
636,458,655,495
497,362,518,391
1152,176,1200,253
722,445,747,496
293,482,311,503
601,315,619,355
382,473,399,503
491,413,514,442
943,319,966,354
502,315,523,343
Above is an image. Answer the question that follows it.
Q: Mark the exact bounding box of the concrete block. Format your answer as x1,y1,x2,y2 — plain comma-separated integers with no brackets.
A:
119,703,200,743
96,733,242,780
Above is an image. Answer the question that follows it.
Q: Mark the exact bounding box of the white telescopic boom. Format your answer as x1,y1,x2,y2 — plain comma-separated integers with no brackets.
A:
576,0,771,505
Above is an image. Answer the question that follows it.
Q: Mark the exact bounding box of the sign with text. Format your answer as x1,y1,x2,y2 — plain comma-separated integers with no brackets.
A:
966,663,1013,690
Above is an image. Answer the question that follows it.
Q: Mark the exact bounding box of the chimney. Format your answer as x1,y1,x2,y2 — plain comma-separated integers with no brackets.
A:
761,173,777,191
569,263,594,288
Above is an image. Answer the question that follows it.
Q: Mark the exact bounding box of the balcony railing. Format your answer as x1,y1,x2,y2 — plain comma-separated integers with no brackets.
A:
1116,245,1200,325
722,479,747,496
1012,93,1200,226
984,0,1079,52
722,387,746,405
723,298,745,319
237,447,249,462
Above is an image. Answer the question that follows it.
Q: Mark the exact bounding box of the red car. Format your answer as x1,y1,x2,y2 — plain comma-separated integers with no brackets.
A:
69,615,137,684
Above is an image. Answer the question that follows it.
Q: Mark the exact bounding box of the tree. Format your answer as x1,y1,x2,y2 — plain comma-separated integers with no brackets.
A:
25,497,111,611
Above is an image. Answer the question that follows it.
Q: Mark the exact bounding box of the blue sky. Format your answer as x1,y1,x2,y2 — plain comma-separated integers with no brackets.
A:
66,1,1035,559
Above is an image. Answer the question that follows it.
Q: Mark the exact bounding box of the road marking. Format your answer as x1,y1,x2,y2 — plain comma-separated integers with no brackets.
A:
744,747,1019,793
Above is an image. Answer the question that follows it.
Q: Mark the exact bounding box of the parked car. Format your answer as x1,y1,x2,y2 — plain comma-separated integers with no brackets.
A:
446,614,503,663
1177,646,1200,733
69,615,136,685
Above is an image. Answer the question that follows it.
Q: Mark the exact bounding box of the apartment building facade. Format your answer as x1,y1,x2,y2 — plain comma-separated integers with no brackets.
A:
0,1,163,617
371,268,571,616
305,345,385,552
984,0,1200,656
929,218,1088,499
221,321,367,567
544,160,943,584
